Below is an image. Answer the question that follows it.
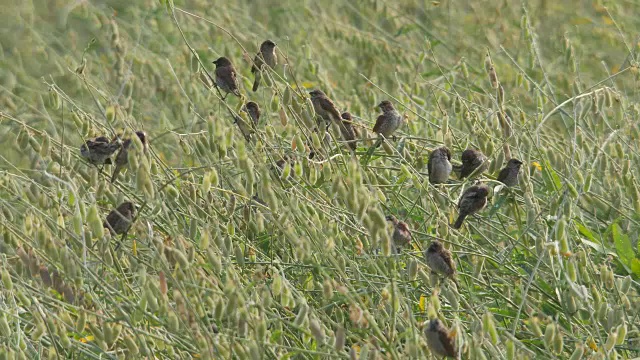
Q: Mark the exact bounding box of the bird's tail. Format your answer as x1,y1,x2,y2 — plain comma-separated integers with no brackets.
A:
452,213,466,229
111,166,121,183
252,73,261,92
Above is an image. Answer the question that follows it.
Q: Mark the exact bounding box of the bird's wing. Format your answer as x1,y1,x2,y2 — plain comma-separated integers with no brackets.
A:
427,150,437,175
217,67,239,88
372,114,386,133
439,331,457,357
497,167,509,182
319,98,341,121
440,250,456,274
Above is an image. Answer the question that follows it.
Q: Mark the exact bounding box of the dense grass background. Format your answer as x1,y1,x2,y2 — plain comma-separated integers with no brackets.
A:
1,0,640,358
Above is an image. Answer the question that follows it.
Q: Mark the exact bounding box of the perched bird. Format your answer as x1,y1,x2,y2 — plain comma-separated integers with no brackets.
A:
213,57,241,99
372,100,403,139
80,136,120,165
424,319,457,358
459,149,488,179
111,131,148,183
251,40,277,91
428,146,452,184
309,89,342,127
235,101,261,141
339,112,359,151
386,215,411,250
497,158,523,187
243,101,261,124
452,183,489,229
424,241,456,280
103,201,135,235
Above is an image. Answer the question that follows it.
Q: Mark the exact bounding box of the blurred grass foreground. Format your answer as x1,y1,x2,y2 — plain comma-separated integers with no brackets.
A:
1,0,640,359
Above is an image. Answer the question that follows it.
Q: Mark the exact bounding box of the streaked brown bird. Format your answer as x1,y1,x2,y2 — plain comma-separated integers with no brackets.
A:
251,40,277,91
236,101,261,141
386,215,411,251
372,100,403,139
424,241,456,280
428,146,452,184
80,136,120,165
309,89,342,127
424,318,457,358
339,112,359,151
459,149,488,179
103,201,135,235
497,158,523,187
111,131,147,183
213,57,241,99
452,183,489,229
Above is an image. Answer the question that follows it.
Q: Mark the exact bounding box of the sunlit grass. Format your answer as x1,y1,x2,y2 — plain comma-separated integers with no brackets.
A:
1,0,639,358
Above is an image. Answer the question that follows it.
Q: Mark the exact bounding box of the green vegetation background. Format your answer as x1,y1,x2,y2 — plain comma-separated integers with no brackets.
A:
0,0,639,358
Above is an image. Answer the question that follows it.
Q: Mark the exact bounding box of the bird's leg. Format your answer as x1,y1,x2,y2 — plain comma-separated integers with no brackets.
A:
113,231,128,252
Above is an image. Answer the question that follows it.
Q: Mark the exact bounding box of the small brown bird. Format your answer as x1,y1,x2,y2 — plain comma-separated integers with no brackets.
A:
236,101,261,141
103,201,135,235
339,112,359,151
80,136,120,165
428,147,452,184
459,149,488,179
424,241,456,279
372,100,403,139
213,57,241,99
452,183,489,229
251,40,277,91
424,318,457,358
244,101,261,124
309,89,342,127
497,159,523,187
111,131,148,183
386,215,411,251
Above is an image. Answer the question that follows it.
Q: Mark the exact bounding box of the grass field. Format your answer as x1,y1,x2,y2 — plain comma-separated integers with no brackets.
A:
1,0,640,358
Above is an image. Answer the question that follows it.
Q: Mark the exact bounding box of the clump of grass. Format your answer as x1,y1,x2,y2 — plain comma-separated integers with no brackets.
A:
1,0,639,358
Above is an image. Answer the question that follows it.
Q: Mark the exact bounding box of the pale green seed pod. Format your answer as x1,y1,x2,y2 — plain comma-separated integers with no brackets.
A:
596,302,608,323
1,269,12,290
167,311,179,332
544,323,555,349
382,141,394,155
0,314,11,337
619,276,631,294
604,331,617,352
310,318,324,344
323,279,333,300
569,344,583,360
87,204,104,239
124,335,139,355
293,304,308,327
442,286,459,311
407,260,418,281
88,322,104,341
599,266,608,287
358,344,369,360
58,323,72,349
235,245,244,267
567,259,577,283
482,312,498,345
76,311,87,333
16,290,31,307
604,268,614,290
506,338,516,360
